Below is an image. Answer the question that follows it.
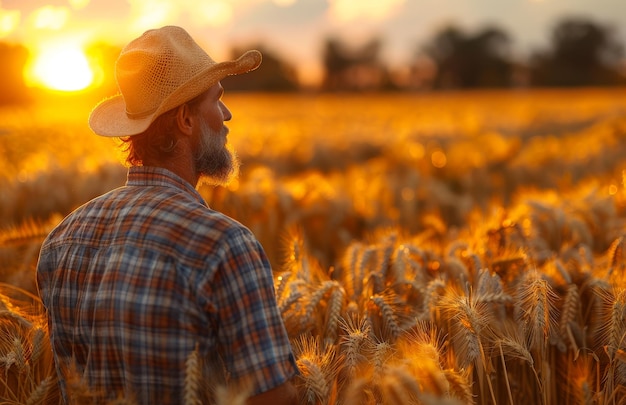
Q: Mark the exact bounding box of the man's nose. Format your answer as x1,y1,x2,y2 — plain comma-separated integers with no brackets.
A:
221,101,232,121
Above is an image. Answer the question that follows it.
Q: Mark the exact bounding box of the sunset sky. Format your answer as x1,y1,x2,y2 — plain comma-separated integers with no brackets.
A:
1,0,625,87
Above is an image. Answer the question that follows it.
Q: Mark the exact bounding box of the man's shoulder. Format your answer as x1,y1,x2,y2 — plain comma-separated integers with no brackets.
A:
183,206,254,243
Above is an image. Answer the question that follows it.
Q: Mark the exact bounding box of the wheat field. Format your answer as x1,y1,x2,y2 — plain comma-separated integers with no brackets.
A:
2,88,626,404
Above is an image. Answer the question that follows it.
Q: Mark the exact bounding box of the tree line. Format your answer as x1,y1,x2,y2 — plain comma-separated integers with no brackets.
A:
0,15,624,103
314,15,625,91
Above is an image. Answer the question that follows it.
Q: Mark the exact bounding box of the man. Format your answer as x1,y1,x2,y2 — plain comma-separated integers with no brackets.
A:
37,26,299,404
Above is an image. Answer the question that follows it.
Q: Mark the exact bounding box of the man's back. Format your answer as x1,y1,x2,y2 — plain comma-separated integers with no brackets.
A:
37,166,297,403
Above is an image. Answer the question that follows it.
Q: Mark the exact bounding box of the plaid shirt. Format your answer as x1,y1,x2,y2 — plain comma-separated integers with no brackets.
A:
37,166,298,403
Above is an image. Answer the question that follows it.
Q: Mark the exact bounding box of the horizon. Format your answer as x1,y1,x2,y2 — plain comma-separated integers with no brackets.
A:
1,0,625,88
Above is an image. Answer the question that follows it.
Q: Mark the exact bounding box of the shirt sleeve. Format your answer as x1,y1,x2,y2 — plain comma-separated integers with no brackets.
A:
202,225,298,395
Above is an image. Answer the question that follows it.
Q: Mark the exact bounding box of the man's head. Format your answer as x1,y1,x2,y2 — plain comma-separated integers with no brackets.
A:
120,80,238,185
88,25,260,185
89,25,261,137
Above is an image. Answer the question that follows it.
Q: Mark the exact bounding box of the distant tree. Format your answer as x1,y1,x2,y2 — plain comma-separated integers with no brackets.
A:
423,25,514,89
222,45,299,92
321,36,393,91
0,42,31,104
530,17,625,86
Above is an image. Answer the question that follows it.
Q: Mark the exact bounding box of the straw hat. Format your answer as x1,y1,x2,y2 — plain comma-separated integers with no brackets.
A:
89,25,262,137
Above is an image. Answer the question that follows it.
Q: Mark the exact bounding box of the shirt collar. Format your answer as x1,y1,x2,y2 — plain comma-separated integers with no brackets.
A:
126,166,208,207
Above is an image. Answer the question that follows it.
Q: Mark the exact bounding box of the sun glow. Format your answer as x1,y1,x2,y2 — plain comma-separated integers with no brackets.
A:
0,9,20,38
27,44,94,92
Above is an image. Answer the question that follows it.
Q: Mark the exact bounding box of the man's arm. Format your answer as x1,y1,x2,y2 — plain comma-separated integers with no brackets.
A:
208,228,299,402
247,380,298,405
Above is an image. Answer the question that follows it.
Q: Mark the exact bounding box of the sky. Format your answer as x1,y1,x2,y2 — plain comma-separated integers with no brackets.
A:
1,0,625,86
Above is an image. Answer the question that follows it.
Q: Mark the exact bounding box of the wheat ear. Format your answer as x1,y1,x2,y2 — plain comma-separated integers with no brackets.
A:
302,280,340,332
342,377,374,405
0,218,56,247
379,365,421,405
274,271,291,302
559,283,582,351
25,375,54,405
422,278,446,318
324,286,345,345
607,290,626,361
443,369,474,404
367,294,402,341
515,270,557,352
378,235,396,279
440,288,498,404
391,244,410,285
342,242,366,302
440,291,484,368
278,279,306,314
607,236,625,277
339,315,371,378
183,346,201,405
293,336,339,405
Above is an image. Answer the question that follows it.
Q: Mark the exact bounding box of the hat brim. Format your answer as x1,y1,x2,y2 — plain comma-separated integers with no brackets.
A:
89,49,262,137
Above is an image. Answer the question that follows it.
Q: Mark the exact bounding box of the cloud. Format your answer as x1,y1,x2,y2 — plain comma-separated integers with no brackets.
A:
126,0,268,32
189,1,234,27
69,0,91,9
327,0,405,22
273,0,297,5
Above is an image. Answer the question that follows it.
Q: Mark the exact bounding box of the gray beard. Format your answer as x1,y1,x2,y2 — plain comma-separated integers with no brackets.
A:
194,121,240,186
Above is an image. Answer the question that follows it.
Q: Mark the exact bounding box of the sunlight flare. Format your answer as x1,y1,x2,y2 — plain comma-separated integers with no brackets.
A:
31,6,69,30
27,44,94,91
0,9,20,38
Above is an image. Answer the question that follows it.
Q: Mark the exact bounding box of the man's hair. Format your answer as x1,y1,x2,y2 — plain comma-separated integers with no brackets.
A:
121,91,207,166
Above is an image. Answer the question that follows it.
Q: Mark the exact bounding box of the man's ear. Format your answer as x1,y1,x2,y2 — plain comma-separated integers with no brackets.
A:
175,103,194,137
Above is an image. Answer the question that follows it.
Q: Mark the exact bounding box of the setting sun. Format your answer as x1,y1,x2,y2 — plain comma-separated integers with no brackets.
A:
27,44,94,92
